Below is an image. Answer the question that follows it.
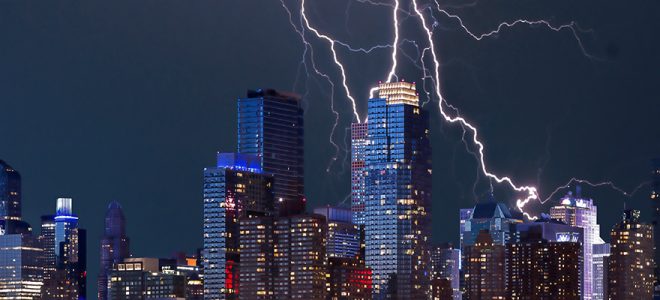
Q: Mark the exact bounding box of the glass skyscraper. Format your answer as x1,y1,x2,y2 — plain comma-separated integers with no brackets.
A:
0,160,21,221
237,89,305,216
98,201,130,300
203,153,274,300
363,81,432,299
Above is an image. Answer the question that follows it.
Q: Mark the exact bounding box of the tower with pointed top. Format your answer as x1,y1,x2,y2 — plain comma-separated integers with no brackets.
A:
98,201,130,300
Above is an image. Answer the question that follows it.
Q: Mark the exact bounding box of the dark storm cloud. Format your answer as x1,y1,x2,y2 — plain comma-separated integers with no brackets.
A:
1,0,659,298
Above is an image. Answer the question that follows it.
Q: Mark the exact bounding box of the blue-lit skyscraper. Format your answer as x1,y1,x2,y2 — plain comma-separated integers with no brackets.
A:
363,81,432,299
237,89,305,216
50,198,86,300
0,160,21,221
203,153,274,300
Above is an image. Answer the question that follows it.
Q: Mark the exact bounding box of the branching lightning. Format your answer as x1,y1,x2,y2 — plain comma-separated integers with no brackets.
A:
282,0,635,219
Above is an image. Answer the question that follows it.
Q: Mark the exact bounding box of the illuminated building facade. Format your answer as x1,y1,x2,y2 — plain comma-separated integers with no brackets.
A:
203,153,274,300
315,206,371,299
40,198,86,300
314,206,360,259
608,209,655,299
239,215,275,300
237,89,305,216
272,214,327,300
550,188,602,300
98,201,130,300
351,122,368,225
507,222,582,299
651,158,660,294
592,243,610,300
327,257,373,300
107,257,187,299
463,230,505,300
363,81,432,299
0,221,43,299
0,160,21,221
431,243,461,300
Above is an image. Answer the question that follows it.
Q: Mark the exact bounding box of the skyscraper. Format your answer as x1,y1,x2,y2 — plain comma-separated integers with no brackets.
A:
98,201,130,300
363,81,432,299
107,257,188,299
550,188,602,300
237,89,305,216
45,198,87,300
430,243,461,300
0,160,21,221
463,230,505,300
203,153,274,300
608,209,655,299
351,122,368,225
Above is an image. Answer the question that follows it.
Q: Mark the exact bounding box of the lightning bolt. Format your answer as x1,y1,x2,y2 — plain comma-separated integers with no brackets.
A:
284,0,633,220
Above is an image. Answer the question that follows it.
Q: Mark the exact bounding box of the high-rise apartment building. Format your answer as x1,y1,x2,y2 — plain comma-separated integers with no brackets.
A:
238,215,275,300
314,206,360,259
273,214,327,300
550,188,602,300
351,122,368,225
608,209,655,299
98,201,130,300
203,153,274,300
463,230,505,300
237,89,305,216
507,221,582,300
363,81,432,299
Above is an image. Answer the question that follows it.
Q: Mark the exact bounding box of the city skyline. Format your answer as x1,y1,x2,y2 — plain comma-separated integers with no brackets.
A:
1,0,659,299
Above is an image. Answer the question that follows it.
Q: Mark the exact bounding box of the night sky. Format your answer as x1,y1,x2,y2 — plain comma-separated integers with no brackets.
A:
1,0,659,298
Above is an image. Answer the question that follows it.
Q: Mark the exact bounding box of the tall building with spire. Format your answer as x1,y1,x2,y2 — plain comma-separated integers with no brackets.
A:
237,89,305,216
98,201,130,300
0,160,21,221
362,81,432,299
550,187,602,300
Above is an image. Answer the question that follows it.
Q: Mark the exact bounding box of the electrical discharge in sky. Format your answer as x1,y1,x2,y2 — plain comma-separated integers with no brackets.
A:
281,0,639,219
